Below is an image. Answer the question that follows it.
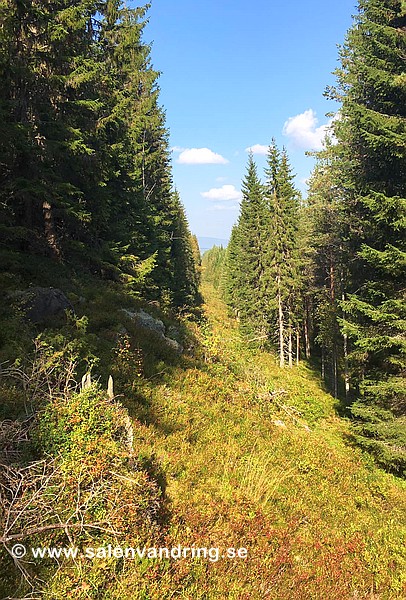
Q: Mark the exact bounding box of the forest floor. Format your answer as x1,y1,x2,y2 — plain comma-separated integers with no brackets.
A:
1,280,405,599
110,283,406,599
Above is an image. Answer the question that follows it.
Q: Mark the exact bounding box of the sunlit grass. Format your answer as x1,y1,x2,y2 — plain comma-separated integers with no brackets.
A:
3,278,403,599
111,282,406,599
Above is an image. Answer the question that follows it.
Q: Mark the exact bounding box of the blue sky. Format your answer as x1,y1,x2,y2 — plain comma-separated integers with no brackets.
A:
136,0,356,241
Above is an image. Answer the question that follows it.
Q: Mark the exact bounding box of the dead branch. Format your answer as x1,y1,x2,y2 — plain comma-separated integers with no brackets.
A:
0,522,118,544
271,396,311,432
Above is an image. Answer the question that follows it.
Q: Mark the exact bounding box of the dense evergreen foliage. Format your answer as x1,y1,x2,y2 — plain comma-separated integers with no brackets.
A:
1,1,406,596
311,0,406,474
263,143,302,366
0,0,199,309
201,244,226,291
224,143,302,364
218,0,405,474
224,153,269,338
306,140,348,398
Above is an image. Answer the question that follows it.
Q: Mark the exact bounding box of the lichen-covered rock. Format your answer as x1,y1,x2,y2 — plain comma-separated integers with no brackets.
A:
11,287,73,324
166,325,181,342
164,337,183,355
121,309,165,336
121,309,183,354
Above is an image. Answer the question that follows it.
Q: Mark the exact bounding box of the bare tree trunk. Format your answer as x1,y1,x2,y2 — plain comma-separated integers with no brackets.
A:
277,275,284,368
342,291,350,399
330,263,335,301
43,200,61,258
321,347,325,380
296,328,300,365
330,261,337,397
304,312,310,359
333,351,338,399
288,322,293,368
343,333,349,398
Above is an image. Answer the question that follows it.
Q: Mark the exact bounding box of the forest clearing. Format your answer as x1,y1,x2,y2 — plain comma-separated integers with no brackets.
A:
0,0,405,598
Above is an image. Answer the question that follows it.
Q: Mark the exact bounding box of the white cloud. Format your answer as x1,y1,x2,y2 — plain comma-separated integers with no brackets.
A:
208,204,239,211
201,184,242,202
245,144,269,155
176,147,229,165
282,109,333,150
171,145,186,153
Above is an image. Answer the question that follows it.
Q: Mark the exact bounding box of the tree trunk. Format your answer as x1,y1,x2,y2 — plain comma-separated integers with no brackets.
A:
330,262,337,397
330,263,335,300
332,349,338,399
304,310,311,359
296,328,300,365
342,291,350,399
43,200,61,258
321,347,325,380
277,275,284,368
288,326,293,368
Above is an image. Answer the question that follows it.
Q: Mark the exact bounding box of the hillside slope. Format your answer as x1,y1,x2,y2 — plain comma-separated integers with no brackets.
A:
111,283,406,599
1,282,405,599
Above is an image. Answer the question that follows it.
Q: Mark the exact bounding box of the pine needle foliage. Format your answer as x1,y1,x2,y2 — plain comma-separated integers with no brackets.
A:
0,1,198,311
310,0,406,473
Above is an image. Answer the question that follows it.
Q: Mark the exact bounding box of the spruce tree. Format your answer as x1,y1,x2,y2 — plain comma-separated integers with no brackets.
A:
263,142,301,366
167,190,200,309
0,1,200,311
190,234,202,287
307,141,349,396
226,153,268,338
202,245,227,290
328,0,406,473
224,143,302,360
224,225,242,313
0,0,103,257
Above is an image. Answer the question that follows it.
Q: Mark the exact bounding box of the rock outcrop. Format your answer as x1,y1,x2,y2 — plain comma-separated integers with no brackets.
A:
121,309,183,354
11,287,73,324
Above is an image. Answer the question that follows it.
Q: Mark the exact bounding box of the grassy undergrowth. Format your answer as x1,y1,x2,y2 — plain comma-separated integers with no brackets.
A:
112,283,406,600
1,272,405,599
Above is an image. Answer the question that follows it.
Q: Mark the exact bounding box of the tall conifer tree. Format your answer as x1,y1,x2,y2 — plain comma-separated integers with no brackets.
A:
307,141,348,396
224,143,301,361
326,0,406,472
225,153,268,338
0,1,200,311
167,190,200,309
263,142,301,366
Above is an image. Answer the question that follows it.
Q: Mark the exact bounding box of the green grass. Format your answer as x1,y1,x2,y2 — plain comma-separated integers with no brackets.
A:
1,275,405,599
112,283,406,599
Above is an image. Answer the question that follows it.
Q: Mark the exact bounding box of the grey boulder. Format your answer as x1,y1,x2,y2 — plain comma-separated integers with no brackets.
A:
11,287,73,324
121,309,183,354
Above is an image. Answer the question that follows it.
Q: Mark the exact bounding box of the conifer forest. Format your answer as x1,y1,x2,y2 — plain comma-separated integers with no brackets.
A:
0,1,405,598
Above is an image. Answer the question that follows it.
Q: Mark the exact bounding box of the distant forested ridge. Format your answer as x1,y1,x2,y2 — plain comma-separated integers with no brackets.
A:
208,0,406,475
0,0,199,309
